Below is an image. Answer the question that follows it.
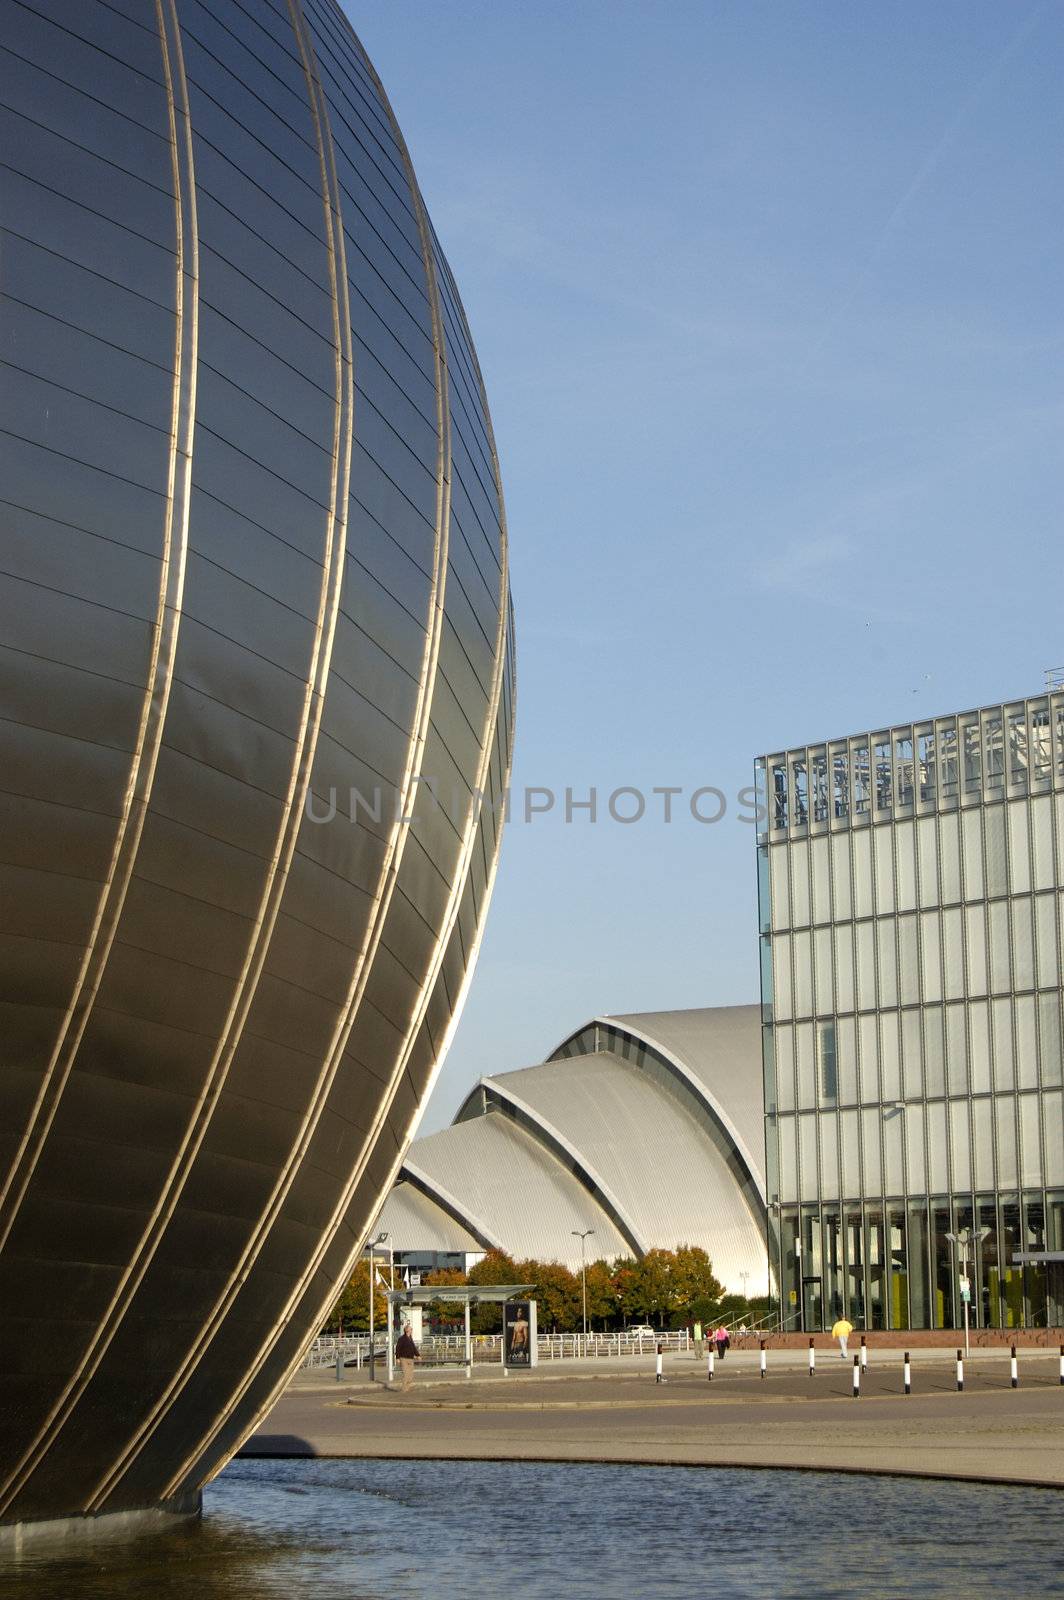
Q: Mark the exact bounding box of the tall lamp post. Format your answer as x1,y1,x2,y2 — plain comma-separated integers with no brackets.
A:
367,1229,388,1383
946,1226,990,1359
572,1229,595,1340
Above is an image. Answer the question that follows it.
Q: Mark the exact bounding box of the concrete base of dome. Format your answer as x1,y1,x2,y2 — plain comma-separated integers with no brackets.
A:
0,1490,202,1555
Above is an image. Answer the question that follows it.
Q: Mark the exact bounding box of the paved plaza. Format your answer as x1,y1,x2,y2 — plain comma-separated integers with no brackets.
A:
244,1349,1064,1488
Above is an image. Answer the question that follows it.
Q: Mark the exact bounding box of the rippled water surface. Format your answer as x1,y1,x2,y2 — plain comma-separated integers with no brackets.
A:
7,1458,1064,1599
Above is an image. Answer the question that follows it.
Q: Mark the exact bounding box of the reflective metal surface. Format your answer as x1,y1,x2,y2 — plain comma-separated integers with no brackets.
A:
0,0,514,1526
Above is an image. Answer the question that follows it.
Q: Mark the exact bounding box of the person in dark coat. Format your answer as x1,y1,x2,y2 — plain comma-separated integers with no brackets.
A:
395,1325,419,1392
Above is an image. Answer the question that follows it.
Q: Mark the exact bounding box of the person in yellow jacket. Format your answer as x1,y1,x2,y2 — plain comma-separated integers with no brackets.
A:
831,1316,853,1358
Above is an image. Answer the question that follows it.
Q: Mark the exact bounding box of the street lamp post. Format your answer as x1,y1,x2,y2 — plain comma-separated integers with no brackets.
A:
384,1234,395,1386
946,1226,991,1359
367,1230,388,1383
572,1229,595,1341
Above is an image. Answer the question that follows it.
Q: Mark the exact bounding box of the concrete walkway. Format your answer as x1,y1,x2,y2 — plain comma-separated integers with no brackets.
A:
246,1352,1064,1488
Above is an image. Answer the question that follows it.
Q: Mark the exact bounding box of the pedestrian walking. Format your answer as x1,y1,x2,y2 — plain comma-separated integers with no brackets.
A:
831,1316,853,1359
395,1324,419,1392
714,1325,729,1361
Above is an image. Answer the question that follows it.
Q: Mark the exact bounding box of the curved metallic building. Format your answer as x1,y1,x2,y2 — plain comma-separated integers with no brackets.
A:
378,1007,770,1292
0,0,514,1529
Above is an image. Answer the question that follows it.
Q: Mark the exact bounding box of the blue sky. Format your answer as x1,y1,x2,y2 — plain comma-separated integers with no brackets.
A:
346,1,1064,1130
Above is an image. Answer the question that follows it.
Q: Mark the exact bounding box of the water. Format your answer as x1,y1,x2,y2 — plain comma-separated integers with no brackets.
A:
5,1458,1064,1599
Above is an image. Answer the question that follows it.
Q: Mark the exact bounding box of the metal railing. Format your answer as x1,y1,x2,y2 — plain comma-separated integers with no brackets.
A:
302,1323,790,1368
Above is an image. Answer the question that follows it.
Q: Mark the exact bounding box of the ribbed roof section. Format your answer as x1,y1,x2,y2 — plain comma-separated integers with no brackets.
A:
607,1006,765,1193
397,1111,627,1262
484,1051,764,1286
379,1179,483,1255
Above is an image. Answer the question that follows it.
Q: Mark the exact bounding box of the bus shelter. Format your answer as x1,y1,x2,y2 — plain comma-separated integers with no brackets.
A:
388,1284,536,1379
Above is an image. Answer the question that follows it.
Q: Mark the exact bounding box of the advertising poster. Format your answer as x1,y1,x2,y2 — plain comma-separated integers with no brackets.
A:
503,1300,537,1369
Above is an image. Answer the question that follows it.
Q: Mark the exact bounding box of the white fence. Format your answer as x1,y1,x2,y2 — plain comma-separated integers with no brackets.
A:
301,1329,693,1368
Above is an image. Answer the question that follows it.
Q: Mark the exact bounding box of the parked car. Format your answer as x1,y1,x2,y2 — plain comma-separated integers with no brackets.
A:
625,1325,659,1338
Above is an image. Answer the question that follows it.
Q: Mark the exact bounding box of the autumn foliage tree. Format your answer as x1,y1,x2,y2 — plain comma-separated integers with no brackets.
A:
320,1246,740,1335
322,1258,388,1334
422,1266,468,1329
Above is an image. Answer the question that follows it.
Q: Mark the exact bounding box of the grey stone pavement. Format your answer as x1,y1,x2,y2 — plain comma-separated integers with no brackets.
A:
243,1348,1064,1488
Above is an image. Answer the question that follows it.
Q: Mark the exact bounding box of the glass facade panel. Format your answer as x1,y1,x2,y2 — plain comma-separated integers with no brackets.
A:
917,815,938,906
831,832,852,920
790,838,810,926
840,1109,860,1193
946,1003,968,1095
905,1106,926,1193
799,1114,819,1202
942,907,964,999
834,924,855,1013
770,841,790,929
775,1025,795,1112
880,1010,901,1101
838,1016,857,1104
853,828,873,917
920,910,942,1002
965,905,988,995
856,921,876,1010
995,1097,1018,1188
820,1112,839,1200
883,1107,904,1194
1031,795,1054,890
962,808,984,899
811,835,830,924
895,821,916,911
1036,893,1057,988
969,1000,991,1093
760,692,1064,1328
814,926,834,1014
939,813,961,903
898,914,919,1004
1008,802,1030,894
1020,1093,1043,1187
992,996,1015,1090
793,930,812,1017
874,826,895,914
878,917,898,1008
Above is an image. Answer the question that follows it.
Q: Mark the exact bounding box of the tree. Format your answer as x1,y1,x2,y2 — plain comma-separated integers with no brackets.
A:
468,1249,522,1286
670,1245,725,1315
622,1250,674,1324
467,1250,523,1332
422,1266,468,1331
322,1259,387,1334
584,1259,620,1327
521,1260,580,1331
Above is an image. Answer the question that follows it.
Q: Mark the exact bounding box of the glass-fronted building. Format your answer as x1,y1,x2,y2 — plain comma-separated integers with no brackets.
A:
756,692,1064,1331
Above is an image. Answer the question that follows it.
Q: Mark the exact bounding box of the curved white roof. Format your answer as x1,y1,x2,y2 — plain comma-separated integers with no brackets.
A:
484,1050,765,1287
605,1005,766,1198
383,1005,769,1292
375,1175,484,1255
399,1109,628,1264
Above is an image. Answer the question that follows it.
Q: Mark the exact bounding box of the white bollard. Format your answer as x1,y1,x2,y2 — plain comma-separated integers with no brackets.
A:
808,1338,816,1377
860,1335,868,1370
1059,1344,1064,1387
656,1343,665,1384
903,1351,911,1396
707,1348,715,1382
1010,1345,1018,1389
759,1340,767,1380
852,1355,860,1398
956,1349,964,1392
